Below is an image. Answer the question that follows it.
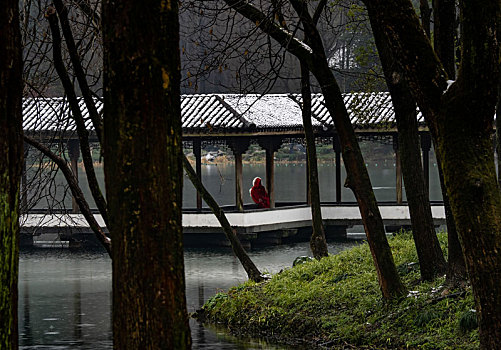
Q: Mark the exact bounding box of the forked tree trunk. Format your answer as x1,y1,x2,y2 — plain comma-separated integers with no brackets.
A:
103,0,191,348
371,26,446,280
300,64,328,260
0,1,23,348
436,101,501,347
363,0,501,346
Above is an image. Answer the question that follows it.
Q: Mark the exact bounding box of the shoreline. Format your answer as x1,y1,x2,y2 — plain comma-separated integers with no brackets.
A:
195,233,477,349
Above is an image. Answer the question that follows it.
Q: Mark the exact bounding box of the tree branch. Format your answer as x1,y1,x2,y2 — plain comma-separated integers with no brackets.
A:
46,6,109,226
312,0,327,25
223,0,314,67
71,0,101,31
362,0,447,127
182,155,264,283
24,135,111,256
53,0,103,143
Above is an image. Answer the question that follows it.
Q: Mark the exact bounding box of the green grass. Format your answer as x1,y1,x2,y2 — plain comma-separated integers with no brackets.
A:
197,233,478,349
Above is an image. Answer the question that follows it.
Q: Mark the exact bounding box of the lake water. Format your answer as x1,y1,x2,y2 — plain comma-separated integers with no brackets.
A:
19,240,361,349
21,143,495,347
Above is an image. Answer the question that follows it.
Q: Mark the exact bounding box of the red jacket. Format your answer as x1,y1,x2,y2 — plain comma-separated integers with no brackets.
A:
249,177,270,208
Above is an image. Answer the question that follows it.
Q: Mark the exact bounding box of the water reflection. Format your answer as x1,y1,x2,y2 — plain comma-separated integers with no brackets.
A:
19,240,359,349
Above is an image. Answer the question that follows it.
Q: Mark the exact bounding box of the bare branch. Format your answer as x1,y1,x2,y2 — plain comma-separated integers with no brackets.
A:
53,0,103,143
222,0,314,66
24,135,111,256
182,154,264,282
46,6,108,225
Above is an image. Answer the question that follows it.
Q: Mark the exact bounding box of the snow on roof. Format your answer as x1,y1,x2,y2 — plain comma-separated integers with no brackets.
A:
23,97,100,132
220,94,313,128
22,92,424,134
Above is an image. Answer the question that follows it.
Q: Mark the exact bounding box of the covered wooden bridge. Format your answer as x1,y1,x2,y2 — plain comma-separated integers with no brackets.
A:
22,92,442,213
23,92,498,247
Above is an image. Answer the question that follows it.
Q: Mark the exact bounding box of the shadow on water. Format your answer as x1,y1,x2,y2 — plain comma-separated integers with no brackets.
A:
18,238,363,349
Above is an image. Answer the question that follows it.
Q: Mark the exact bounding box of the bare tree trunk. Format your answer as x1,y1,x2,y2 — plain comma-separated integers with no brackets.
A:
103,0,191,348
433,0,456,77
272,0,328,260
0,0,22,347
439,162,467,286
182,156,264,282
299,64,328,260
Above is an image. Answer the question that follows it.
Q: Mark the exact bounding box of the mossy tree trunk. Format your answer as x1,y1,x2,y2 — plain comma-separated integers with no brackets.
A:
364,0,501,347
497,79,500,189
432,0,468,285
224,0,406,299
102,0,191,348
371,23,446,281
0,0,23,348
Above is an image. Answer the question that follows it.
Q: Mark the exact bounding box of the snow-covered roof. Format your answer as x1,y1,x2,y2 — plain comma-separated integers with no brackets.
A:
23,92,425,135
23,97,100,132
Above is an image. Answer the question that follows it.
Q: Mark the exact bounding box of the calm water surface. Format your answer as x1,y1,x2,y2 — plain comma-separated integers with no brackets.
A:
19,240,360,349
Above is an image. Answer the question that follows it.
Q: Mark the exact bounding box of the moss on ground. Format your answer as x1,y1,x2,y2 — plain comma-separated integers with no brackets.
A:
196,233,478,349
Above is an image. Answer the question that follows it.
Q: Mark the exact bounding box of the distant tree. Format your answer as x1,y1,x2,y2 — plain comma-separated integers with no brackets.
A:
102,0,191,348
363,0,501,347
0,0,23,348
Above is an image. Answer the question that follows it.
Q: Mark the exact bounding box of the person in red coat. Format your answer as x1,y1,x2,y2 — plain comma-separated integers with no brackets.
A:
249,177,270,208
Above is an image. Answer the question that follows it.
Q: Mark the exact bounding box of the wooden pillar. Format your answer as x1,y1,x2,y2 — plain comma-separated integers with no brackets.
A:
235,152,243,211
228,138,250,212
21,143,28,212
193,139,202,210
421,133,431,194
258,137,282,208
306,151,311,205
333,134,342,203
265,148,275,207
67,139,80,213
493,133,500,187
393,134,403,204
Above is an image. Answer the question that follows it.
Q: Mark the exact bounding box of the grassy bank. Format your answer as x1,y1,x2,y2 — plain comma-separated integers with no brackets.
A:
196,233,478,349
